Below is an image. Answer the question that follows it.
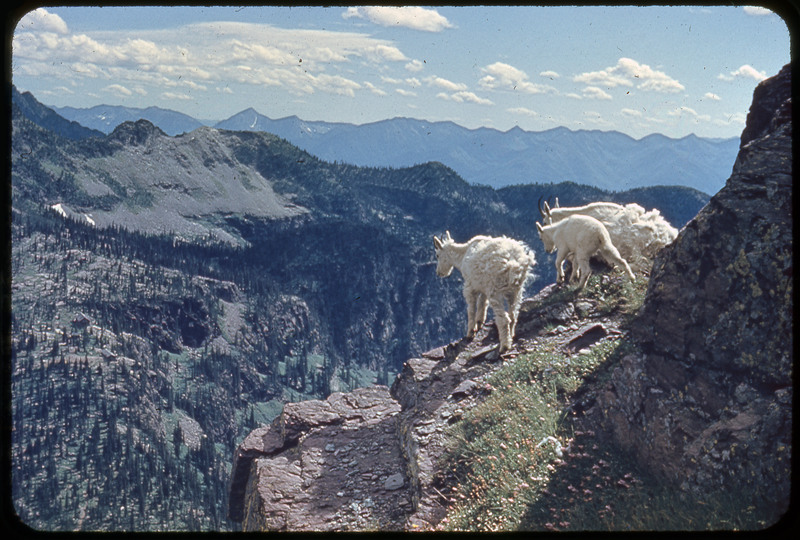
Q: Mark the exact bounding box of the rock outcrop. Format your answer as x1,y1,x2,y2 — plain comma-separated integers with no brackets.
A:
227,64,792,530
591,64,792,522
227,286,619,531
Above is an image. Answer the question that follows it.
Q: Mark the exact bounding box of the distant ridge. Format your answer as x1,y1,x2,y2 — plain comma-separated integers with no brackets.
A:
47,96,738,195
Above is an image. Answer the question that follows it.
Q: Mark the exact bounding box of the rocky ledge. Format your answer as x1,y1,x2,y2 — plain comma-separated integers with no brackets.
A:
227,283,625,531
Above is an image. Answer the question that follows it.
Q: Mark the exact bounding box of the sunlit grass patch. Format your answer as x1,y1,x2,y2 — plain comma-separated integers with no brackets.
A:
435,270,776,532
437,333,627,531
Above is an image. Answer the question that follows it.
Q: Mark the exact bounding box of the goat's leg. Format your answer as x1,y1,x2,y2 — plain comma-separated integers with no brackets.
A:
577,257,592,290
563,251,577,283
506,290,522,340
555,250,567,284
489,298,512,353
464,289,478,339
475,293,489,330
599,246,635,281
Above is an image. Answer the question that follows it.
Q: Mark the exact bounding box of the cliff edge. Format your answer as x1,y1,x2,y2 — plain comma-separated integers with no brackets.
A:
227,64,792,531
591,63,792,522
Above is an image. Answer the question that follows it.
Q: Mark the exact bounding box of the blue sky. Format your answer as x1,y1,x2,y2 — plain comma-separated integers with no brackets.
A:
11,5,790,139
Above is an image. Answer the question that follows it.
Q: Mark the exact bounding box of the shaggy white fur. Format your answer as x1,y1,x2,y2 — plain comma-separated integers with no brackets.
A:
539,199,678,271
433,231,535,353
536,214,635,290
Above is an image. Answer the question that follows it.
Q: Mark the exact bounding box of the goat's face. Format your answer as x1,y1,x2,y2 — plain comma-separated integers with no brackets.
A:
536,222,556,253
433,233,455,278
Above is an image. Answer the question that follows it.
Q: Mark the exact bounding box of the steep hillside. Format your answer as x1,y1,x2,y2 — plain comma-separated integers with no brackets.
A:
594,62,792,523
228,64,791,531
12,86,104,140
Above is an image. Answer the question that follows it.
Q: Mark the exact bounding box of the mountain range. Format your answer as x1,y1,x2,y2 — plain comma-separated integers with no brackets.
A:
10,85,714,531
46,95,739,195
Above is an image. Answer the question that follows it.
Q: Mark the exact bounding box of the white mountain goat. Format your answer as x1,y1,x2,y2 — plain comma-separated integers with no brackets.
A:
536,215,635,290
433,231,535,353
538,197,678,271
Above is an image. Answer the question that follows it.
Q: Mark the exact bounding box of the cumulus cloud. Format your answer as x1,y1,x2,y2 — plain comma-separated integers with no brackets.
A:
436,90,493,106
343,6,453,32
15,8,68,34
539,70,560,79
363,81,387,96
479,62,556,94
574,57,684,93
507,106,538,118
703,92,721,101
743,6,774,16
13,16,412,101
583,86,612,100
668,106,711,122
621,108,643,117
405,59,425,72
426,76,467,92
104,83,133,98
718,64,767,82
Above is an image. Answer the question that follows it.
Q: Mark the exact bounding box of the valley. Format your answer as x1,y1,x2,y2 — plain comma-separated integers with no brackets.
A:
10,87,712,531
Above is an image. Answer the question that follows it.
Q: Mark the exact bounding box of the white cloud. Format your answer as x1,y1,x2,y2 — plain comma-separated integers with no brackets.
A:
718,64,767,82
396,88,417,97
574,57,684,93
16,8,68,34
621,108,643,117
104,84,133,98
743,6,774,16
703,92,721,101
13,18,411,101
539,70,560,79
343,6,453,32
436,91,493,106
583,86,612,100
405,59,425,72
426,76,467,92
363,81,387,96
668,106,711,122
162,91,193,101
479,62,556,94
507,106,538,118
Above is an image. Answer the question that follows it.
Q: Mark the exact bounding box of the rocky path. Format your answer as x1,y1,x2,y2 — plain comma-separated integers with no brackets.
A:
228,282,626,531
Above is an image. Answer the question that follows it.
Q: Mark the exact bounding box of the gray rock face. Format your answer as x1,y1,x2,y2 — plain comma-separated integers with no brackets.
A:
593,64,792,522
228,385,410,530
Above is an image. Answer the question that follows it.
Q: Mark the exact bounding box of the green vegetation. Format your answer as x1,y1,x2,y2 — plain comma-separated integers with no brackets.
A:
435,274,772,531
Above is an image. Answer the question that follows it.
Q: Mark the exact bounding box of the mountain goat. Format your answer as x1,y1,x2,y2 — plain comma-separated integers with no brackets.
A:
433,231,535,354
538,197,678,271
536,215,635,290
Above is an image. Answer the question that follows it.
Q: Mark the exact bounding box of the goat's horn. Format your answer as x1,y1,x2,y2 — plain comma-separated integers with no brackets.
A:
537,196,546,219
